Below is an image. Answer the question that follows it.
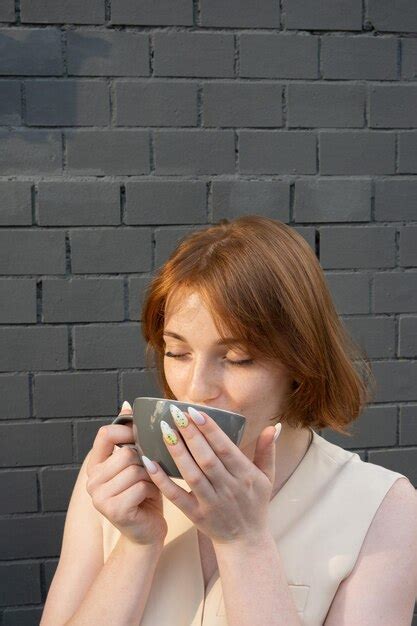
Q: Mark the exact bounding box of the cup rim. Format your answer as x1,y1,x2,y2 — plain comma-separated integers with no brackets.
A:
133,397,246,420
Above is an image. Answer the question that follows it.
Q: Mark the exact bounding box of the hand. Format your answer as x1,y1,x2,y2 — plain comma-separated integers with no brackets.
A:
86,402,168,547
142,406,279,546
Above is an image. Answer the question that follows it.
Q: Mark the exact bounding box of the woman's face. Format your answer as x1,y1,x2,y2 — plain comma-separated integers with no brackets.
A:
163,290,292,457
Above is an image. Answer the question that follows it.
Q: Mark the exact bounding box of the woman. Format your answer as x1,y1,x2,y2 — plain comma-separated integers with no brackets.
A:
41,216,417,626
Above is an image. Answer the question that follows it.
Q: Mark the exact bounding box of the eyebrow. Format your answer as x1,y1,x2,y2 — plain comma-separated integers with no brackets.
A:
163,330,241,346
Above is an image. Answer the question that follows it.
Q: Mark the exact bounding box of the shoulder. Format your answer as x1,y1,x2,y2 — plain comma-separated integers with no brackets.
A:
350,476,417,576
368,476,416,541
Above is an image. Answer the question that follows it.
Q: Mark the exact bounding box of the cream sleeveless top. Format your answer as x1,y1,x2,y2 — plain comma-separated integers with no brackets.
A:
101,427,408,625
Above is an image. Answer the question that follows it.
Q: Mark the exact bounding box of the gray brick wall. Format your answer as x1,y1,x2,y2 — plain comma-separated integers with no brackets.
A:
0,2,416,623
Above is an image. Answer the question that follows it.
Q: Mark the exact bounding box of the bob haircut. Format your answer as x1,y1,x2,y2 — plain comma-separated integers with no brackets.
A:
141,215,375,436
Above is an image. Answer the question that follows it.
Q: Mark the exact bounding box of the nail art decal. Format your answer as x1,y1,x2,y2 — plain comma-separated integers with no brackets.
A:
160,420,178,445
169,404,189,428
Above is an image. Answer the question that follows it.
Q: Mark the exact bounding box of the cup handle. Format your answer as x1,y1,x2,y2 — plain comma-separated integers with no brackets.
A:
111,414,144,464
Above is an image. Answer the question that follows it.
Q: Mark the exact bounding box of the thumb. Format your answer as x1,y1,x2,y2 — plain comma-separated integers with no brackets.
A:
253,423,281,485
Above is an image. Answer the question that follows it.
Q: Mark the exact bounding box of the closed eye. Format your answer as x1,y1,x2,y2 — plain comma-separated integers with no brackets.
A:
164,352,254,367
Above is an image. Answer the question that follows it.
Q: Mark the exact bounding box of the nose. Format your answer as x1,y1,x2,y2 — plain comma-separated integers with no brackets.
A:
185,356,221,406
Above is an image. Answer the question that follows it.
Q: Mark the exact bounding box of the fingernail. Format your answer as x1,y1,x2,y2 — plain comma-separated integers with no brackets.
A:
142,455,157,474
160,420,178,445
187,406,206,425
169,404,189,428
121,400,132,411
273,423,282,442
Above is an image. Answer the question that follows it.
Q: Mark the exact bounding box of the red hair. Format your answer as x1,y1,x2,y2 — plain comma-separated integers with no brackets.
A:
141,216,375,436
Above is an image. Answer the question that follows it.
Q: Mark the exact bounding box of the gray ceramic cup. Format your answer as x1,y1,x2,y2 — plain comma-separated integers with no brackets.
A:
111,397,247,479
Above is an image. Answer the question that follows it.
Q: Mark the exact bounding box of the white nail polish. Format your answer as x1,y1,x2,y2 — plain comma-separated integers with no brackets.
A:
121,400,132,411
187,406,206,425
273,423,282,442
142,455,157,474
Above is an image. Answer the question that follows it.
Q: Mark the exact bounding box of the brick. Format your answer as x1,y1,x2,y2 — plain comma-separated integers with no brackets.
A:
211,180,289,221
399,316,417,357
342,316,395,358
154,129,235,175
400,225,417,267
154,225,206,268
203,82,283,128
0,470,37,514
324,272,370,314
38,181,120,226
3,607,43,625
0,374,30,419
200,0,280,27
67,30,149,76
402,38,417,79
70,227,152,273
154,32,234,78
0,326,68,372
239,130,316,174
295,178,371,222
20,0,104,23
111,0,193,25
73,323,145,368
0,181,32,225
0,422,72,468
324,406,397,449
369,86,417,128
320,131,395,175
288,83,365,128
286,0,362,30
115,80,197,126
43,277,125,322
125,180,206,224
294,226,316,251
75,418,110,461
398,132,417,173
0,27,62,75
0,229,65,275
240,33,319,78
120,369,161,402
368,0,417,32
0,514,66,558
400,405,417,445
66,130,150,175
0,130,62,175
34,371,118,417
25,79,109,126
320,226,396,269
128,274,153,320
41,466,78,511
0,563,40,605
321,36,397,80
375,179,417,221
374,271,417,313
372,360,417,403
0,279,36,323
0,80,21,124
0,0,14,21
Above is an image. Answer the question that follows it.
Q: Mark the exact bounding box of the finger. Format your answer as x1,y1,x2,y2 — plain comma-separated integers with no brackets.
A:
185,407,252,478
144,458,197,520
108,481,161,518
98,460,152,499
167,407,230,491
160,419,216,500
88,445,143,486
87,402,134,474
